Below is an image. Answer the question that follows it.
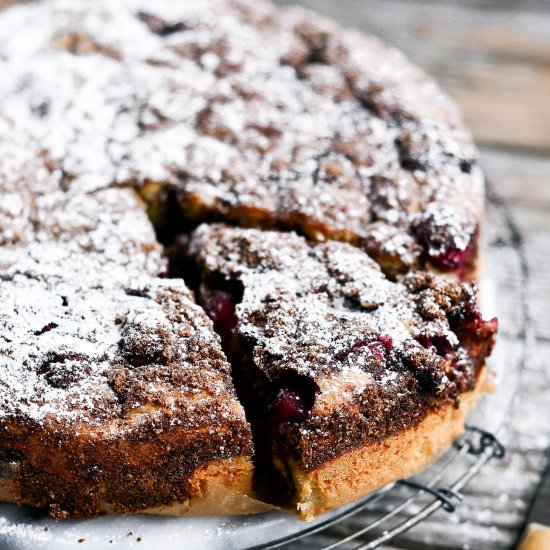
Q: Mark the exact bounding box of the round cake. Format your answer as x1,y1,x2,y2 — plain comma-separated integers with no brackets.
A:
0,0,496,521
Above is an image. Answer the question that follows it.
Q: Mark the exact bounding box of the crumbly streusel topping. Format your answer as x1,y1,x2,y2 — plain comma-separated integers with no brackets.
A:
0,0,483,274
190,223,481,395
188,223,495,469
0,0,490,463
0,274,242,432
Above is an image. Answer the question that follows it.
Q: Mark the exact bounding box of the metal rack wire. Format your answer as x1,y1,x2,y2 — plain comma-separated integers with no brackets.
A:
253,426,505,550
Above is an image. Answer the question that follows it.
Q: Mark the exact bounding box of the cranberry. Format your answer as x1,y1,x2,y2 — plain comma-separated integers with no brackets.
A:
335,339,369,362
449,356,475,392
431,335,454,356
378,334,393,350
416,335,435,353
429,242,474,278
416,335,454,357
37,353,86,375
369,343,385,360
206,291,238,338
272,386,307,424
66,354,87,362
34,323,58,336
482,317,499,333
50,353,86,363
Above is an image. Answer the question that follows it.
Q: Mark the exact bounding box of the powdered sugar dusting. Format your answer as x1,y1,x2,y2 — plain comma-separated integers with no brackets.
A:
190,224,475,396
0,273,243,431
0,0,483,274
0,0,491,514
189,223,495,471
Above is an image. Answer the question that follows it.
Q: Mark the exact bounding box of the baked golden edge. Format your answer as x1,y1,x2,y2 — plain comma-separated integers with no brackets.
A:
0,371,490,520
291,367,490,521
0,457,273,516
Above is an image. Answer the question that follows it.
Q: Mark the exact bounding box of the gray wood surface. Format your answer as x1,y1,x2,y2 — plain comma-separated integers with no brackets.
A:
271,1,550,548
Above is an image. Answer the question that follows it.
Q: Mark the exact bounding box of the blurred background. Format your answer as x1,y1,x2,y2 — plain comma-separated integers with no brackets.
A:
271,1,550,548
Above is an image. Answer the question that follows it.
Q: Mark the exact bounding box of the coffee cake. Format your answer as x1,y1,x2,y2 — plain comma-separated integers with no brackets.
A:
0,0,495,520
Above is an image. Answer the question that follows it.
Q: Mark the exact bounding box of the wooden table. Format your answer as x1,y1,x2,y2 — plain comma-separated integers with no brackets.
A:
272,1,550,548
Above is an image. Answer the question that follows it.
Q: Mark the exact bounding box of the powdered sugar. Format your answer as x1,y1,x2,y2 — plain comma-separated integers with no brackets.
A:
190,224,472,393
0,0,494,519
0,0,483,271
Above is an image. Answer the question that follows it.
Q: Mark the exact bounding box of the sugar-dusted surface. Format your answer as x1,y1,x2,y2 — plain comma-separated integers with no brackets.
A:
270,1,550,548
0,272,254,517
189,224,496,470
0,275,240,427
0,0,495,527
0,0,483,274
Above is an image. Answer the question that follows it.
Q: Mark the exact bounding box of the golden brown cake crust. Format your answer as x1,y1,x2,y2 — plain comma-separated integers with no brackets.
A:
187,224,496,514
0,278,254,518
292,368,488,520
0,457,263,517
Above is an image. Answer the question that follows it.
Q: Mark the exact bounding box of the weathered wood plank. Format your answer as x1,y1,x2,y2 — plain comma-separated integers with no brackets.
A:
481,148,550,209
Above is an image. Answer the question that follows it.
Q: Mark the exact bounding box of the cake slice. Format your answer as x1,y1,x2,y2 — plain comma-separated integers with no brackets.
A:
0,96,255,519
187,224,497,519
0,274,254,518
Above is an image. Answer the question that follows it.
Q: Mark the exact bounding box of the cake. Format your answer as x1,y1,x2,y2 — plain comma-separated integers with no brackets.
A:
187,224,496,519
0,0,496,520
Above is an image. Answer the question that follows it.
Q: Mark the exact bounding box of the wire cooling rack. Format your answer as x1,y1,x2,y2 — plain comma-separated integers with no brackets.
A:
252,426,505,550
251,186,529,550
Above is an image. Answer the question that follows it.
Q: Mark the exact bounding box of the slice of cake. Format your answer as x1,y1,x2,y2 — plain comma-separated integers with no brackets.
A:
0,92,254,522
187,224,497,519
0,275,254,518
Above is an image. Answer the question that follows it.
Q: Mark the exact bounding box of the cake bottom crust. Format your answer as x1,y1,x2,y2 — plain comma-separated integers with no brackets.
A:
0,371,490,520
291,368,490,521
0,456,271,517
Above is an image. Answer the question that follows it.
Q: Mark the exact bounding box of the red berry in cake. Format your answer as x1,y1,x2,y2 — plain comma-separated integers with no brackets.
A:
472,316,499,337
125,353,151,367
336,335,393,363
205,291,238,338
416,334,454,357
272,386,308,424
34,322,58,335
430,245,472,273
335,339,369,362
378,334,393,350
66,354,87,362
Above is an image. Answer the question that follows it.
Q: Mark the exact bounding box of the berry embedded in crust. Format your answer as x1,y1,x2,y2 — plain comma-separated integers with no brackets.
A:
187,224,497,513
